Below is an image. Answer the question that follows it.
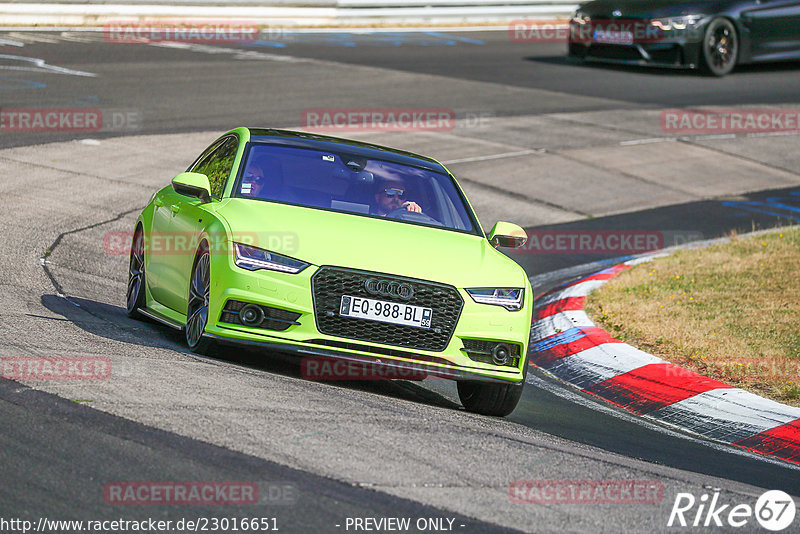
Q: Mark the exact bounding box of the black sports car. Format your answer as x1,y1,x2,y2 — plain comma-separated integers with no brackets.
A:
567,0,800,75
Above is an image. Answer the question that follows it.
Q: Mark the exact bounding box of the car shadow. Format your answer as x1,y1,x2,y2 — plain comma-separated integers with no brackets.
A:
40,293,461,410
525,55,800,76
734,59,800,74
525,55,701,76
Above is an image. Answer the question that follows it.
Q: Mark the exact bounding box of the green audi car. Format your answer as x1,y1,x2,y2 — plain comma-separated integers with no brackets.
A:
127,127,532,416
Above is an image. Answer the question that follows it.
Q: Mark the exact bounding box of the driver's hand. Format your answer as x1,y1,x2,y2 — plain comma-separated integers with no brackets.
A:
402,201,422,213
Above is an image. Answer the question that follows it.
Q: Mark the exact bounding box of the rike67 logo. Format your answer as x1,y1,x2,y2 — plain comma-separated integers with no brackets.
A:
668,490,796,531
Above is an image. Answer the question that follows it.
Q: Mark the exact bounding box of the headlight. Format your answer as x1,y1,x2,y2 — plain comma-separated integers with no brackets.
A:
466,288,524,311
233,243,309,274
651,15,702,30
571,10,590,23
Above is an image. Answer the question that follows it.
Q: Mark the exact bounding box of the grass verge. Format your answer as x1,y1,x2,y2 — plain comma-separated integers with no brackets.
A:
585,227,800,407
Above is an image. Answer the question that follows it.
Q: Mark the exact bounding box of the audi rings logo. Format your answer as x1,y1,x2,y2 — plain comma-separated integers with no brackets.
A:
364,278,414,300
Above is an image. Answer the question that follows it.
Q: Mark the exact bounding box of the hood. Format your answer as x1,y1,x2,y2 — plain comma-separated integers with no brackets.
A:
577,0,728,18
214,199,527,288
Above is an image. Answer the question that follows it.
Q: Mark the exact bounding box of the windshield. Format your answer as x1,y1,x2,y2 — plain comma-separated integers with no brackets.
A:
234,143,477,234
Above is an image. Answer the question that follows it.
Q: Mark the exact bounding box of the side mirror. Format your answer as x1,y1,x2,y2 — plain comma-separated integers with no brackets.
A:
172,172,212,203
487,221,527,249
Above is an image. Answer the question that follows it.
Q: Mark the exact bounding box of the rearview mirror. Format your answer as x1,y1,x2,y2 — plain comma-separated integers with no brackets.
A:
488,221,527,249
172,172,212,203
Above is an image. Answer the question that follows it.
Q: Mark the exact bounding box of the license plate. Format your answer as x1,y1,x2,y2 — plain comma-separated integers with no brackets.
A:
339,295,432,329
593,28,634,45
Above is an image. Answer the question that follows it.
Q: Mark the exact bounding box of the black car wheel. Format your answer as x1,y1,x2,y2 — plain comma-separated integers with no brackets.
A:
701,18,738,76
186,246,213,353
457,380,525,417
126,227,146,318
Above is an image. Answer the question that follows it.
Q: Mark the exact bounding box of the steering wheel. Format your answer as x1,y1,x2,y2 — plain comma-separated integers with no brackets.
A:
385,207,442,226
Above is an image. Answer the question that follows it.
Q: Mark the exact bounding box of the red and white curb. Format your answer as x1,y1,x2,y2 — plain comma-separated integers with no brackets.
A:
530,259,800,466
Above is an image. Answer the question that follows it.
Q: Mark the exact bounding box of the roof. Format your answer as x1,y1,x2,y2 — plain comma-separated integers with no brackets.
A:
246,128,448,174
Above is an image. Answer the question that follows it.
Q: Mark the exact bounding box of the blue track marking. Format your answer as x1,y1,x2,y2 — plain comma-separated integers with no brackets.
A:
722,190,800,223
247,32,485,48
242,40,287,48
0,76,46,91
530,327,586,353
423,32,485,45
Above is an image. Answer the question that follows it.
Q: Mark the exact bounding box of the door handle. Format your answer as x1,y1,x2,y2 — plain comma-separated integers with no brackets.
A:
154,197,164,207
171,205,181,214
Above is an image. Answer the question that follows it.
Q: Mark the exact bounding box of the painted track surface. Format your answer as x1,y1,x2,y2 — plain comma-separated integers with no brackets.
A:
2,31,800,531
532,262,800,466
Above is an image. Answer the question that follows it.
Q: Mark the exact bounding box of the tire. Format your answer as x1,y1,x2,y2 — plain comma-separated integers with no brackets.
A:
457,380,524,417
185,245,214,354
700,18,738,76
126,227,146,318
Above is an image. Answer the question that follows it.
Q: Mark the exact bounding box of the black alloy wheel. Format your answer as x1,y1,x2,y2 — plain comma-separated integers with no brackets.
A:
702,18,738,76
186,247,213,353
126,228,146,318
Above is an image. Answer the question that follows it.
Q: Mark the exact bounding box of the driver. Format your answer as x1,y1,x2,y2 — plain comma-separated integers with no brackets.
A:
241,161,266,198
372,177,422,216
241,154,284,200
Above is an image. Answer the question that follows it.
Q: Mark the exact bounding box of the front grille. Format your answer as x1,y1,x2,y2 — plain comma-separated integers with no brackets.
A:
312,266,463,352
461,339,521,368
588,44,643,61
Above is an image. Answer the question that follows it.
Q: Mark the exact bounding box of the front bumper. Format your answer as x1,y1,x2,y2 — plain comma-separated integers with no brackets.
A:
204,332,523,384
206,259,532,384
567,20,704,69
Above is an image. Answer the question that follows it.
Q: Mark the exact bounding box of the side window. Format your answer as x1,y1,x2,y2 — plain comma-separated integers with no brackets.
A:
193,136,238,199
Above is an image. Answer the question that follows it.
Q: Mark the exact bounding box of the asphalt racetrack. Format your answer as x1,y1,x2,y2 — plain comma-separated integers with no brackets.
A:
2,30,800,532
